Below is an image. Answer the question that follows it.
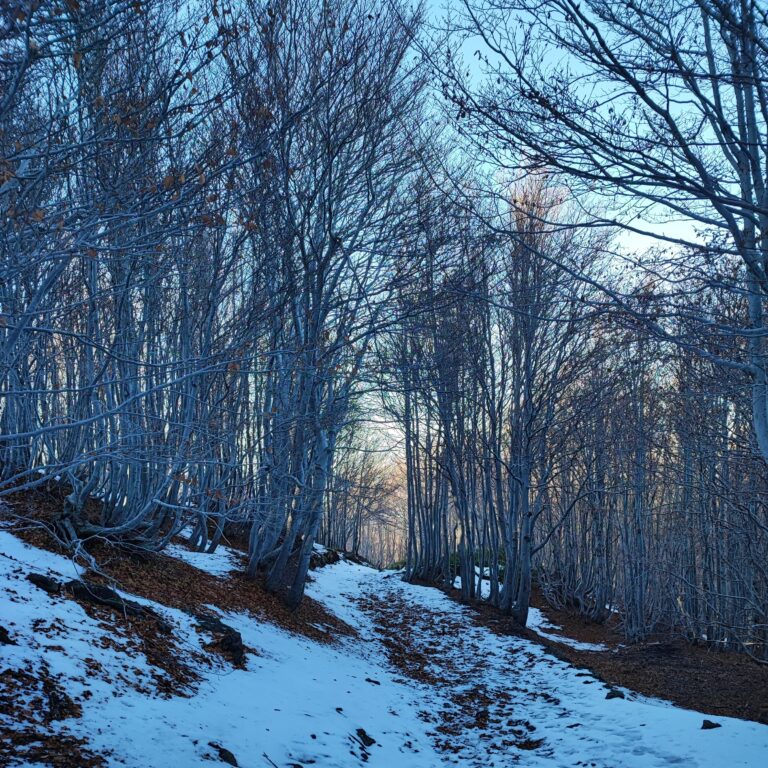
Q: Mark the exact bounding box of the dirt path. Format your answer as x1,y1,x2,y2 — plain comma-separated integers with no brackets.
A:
4,525,767,768
335,568,768,768
355,586,560,763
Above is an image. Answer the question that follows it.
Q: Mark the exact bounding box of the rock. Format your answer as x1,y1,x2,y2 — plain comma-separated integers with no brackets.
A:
194,612,246,666
355,728,376,748
26,572,61,594
605,689,625,700
208,741,238,766
309,547,341,570
217,629,246,666
194,612,232,635
0,625,16,645
365,677,381,685
64,579,145,616
702,719,722,730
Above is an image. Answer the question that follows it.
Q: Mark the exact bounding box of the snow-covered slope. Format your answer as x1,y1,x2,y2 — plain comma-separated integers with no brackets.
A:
2,529,767,767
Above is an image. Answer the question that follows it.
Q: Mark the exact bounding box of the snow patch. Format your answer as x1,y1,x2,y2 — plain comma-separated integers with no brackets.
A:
453,574,609,651
164,541,242,577
527,606,609,652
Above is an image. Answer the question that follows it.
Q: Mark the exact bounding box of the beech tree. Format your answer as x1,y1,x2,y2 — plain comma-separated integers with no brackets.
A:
0,0,427,607
223,0,425,606
2,0,766,649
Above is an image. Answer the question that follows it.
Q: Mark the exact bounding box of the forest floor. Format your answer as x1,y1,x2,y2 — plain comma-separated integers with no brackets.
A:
2,510,768,767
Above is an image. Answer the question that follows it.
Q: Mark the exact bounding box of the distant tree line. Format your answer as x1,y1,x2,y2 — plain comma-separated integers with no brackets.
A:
382,178,768,657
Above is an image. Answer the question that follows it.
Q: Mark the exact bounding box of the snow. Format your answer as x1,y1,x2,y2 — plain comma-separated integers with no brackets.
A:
164,541,242,577
2,529,768,767
0,531,436,766
453,572,495,599
527,606,610,652
354,570,768,768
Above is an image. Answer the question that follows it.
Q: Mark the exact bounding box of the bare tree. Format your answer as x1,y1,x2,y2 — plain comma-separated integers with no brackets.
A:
444,0,768,463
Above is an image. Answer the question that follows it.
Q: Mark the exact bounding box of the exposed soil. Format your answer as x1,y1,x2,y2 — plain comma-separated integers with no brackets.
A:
454,587,768,726
4,486,766,759
7,557,204,701
62,589,206,697
1,490,359,766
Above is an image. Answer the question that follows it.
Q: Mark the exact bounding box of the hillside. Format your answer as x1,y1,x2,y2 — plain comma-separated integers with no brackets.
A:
2,524,767,768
